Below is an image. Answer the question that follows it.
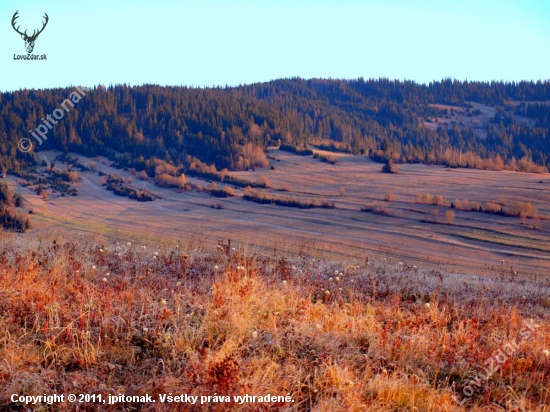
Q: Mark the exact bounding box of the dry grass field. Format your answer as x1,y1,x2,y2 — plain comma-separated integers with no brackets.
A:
0,231,549,411
2,150,550,411
7,149,550,277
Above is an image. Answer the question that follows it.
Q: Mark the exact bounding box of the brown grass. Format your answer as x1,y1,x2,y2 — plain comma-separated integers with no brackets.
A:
0,232,549,411
8,149,550,276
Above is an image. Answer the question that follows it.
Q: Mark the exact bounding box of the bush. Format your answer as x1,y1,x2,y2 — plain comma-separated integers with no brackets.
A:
0,202,29,232
210,186,235,198
361,202,389,216
279,144,313,156
313,152,337,164
105,174,154,202
445,210,456,224
243,187,335,209
381,160,399,174
0,182,10,203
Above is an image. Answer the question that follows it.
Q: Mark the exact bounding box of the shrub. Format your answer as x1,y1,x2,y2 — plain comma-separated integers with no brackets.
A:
243,188,335,209
381,160,399,174
313,152,337,164
445,210,456,224
361,202,389,215
279,144,313,156
0,202,29,232
0,183,10,203
155,173,187,189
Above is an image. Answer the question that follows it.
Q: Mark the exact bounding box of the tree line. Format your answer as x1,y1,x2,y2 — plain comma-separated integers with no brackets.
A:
1,78,550,177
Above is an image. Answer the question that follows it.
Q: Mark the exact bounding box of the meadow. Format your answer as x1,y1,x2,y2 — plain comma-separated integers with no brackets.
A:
7,148,550,275
2,149,550,410
0,231,549,411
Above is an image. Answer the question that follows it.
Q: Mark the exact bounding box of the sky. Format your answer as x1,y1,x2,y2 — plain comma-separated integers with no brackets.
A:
1,0,549,91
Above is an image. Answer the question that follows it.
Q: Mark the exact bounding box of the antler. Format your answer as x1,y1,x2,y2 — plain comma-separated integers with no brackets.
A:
28,13,49,40
11,11,27,37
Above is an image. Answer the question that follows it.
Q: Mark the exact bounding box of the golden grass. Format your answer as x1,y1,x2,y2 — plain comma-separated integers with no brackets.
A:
0,232,549,411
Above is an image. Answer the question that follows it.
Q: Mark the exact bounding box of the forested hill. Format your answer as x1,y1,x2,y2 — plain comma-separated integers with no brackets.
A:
2,78,550,175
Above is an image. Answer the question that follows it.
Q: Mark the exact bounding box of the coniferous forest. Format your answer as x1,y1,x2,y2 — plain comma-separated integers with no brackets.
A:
1,78,550,176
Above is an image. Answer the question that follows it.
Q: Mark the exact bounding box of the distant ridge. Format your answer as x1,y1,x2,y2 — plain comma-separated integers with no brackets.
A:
1,78,550,175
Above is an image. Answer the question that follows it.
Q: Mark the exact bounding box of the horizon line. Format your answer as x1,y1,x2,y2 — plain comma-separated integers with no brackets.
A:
3,76,550,94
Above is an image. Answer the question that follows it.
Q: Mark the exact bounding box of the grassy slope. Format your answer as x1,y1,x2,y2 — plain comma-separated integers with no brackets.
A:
12,149,550,277
0,231,549,411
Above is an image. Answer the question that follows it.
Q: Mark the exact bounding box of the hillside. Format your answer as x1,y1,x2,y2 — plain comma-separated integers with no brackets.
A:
4,149,550,273
2,79,550,178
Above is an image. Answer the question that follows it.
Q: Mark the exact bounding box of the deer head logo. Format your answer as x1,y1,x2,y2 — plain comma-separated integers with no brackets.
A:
11,11,49,54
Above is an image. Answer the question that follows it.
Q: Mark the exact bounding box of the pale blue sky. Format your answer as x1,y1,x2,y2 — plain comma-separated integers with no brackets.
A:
1,0,549,91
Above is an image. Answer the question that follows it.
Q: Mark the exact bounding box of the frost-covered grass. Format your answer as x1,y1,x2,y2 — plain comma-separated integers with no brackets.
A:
0,232,549,411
